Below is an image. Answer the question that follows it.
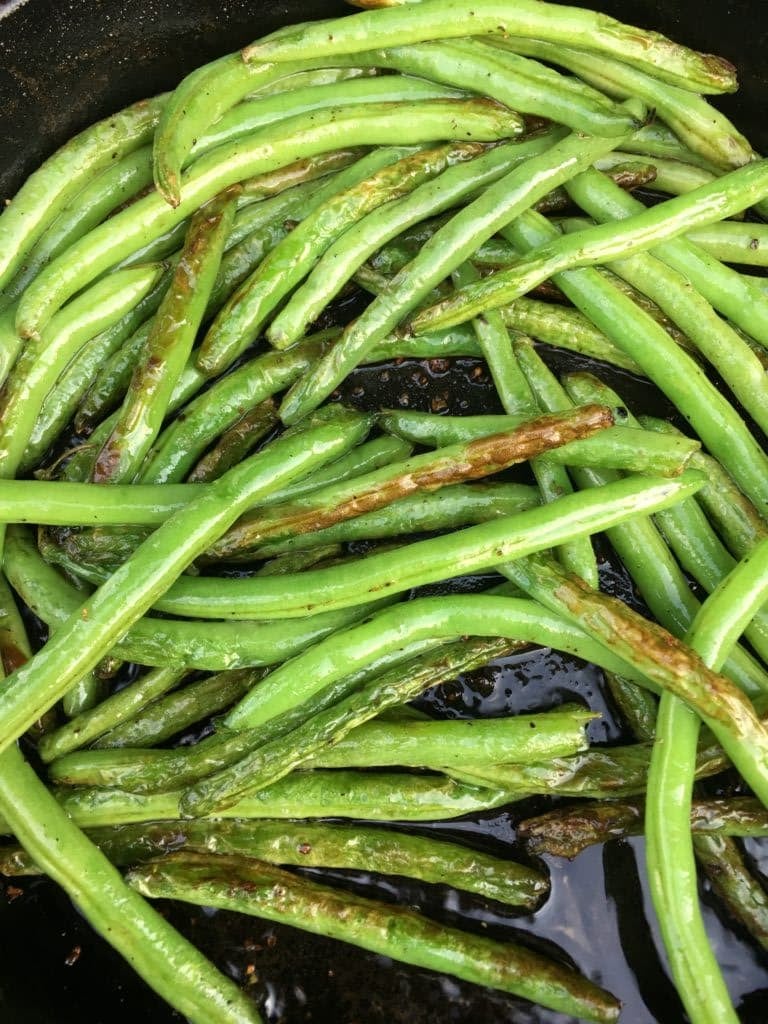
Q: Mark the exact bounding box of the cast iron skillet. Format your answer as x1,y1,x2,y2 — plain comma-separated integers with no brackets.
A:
0,1,767,1021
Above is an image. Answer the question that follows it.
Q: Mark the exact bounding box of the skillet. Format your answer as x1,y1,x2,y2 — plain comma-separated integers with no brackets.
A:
0,0,767,1020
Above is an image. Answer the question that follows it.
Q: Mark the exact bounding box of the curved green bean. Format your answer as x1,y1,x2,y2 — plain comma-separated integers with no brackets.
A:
490,36,750,169
0,95,166,294
244,0,735,94
198,140,489,375
186,400,279,483
268,132,562,349
0,407,372,752
17,98,521,340
646,537,768,1024
129,852,620,1023
279,113,640,421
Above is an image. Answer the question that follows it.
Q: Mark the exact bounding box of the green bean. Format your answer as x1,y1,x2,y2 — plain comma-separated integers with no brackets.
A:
0,406,372,752
0,145,155,309
0,745,262,1022
132,472,705,622
412,159,768,335
244,484,540,561
197,141,491,376
37,666,191,763
93,190,239,483
183,636,524,812
17,100,520,340
132,850,620,1022
1,817,548,909
646,537,768,1024
244,0,735,94
472,209,768,517
0,770,511,837
489,37,749,168
279,113,641,421
223,587,687,736
0,264,164,503
654,498,768,665
246,66,377,96
559,169,768,435
639,417,768,558
95,669,265,750
206,404,615,561
306,708,594,770
186,400,279,483
693,834,768,952
0,95,167,294
379,410,698,474
518,797,768,859
191,75,466,159
24,266,174,473
267,133,563,349
0,480,206,526
6,526,390,672
76,320,156,431
516,340,768,698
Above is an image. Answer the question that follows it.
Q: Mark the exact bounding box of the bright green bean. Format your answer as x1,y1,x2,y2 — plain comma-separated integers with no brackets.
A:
279,112,640,421
6,525,390,672
0,95,167,294
646,537,768,1024
0,407,372,752
245,0,735,94
268,132,563,349
17,99,521,340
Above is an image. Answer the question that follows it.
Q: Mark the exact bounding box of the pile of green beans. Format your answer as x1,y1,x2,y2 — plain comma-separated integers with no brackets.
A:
3,2,768,1021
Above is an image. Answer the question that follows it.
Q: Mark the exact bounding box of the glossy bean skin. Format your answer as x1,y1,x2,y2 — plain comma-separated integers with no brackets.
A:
93,190,239,483
646,538,768,1024
197,141,490,376
0,95,167,294
0,408,372,752
0,818,548,910
5,528,391,675
268,133,562,349
279,113,640,421
17,98,522,340
244,0,735,94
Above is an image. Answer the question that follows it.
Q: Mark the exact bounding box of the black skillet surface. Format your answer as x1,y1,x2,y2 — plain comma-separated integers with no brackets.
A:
1,1,768,1021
